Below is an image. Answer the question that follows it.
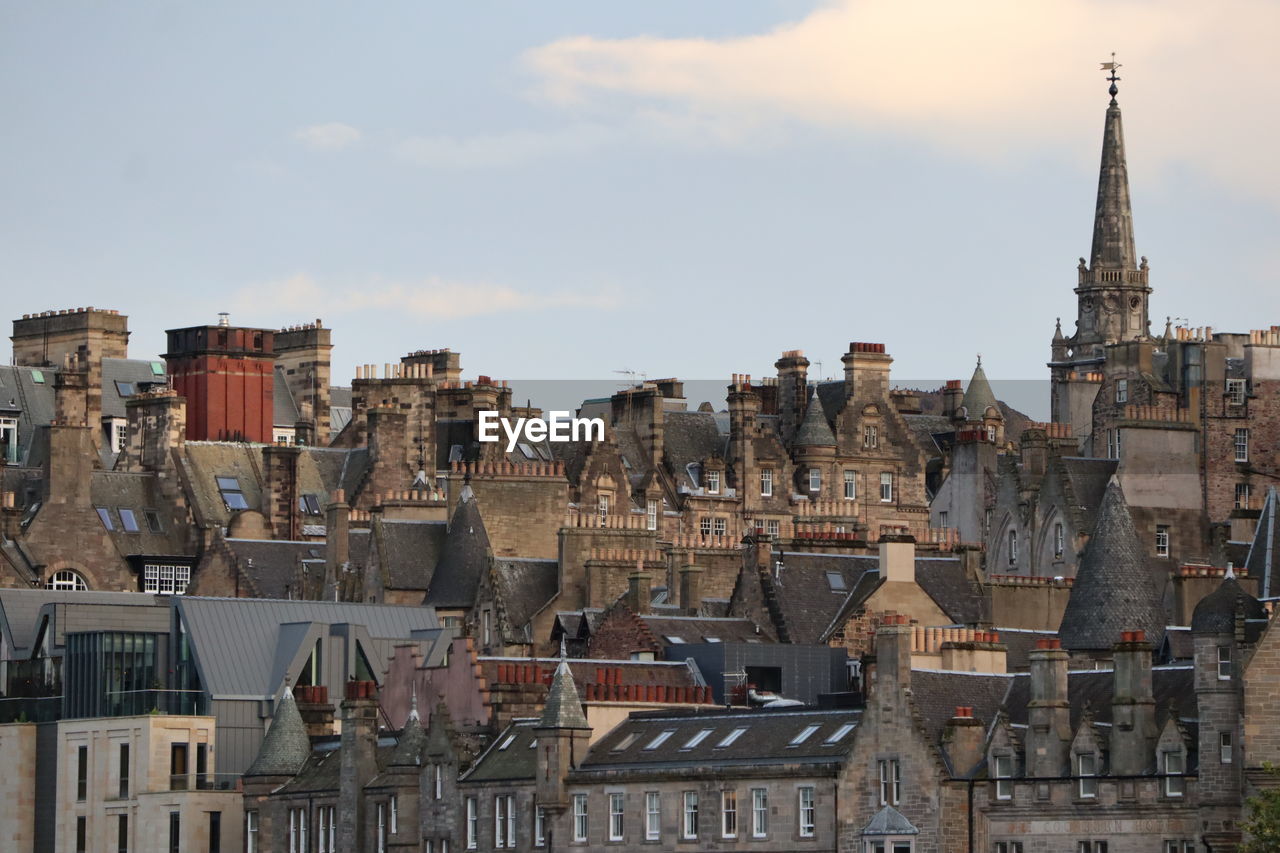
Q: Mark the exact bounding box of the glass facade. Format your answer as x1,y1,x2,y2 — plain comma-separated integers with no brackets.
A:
64,631,204,718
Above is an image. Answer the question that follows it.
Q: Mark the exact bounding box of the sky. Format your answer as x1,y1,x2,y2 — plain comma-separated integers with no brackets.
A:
4,1,1280,420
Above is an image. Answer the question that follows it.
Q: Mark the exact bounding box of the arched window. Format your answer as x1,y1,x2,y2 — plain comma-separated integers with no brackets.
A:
47,570,88,591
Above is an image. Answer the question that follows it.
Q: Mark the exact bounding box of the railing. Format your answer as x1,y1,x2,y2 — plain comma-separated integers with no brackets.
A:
0,694,63,724
104,688,208,718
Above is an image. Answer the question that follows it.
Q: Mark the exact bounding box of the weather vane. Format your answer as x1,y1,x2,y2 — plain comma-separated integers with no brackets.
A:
1100,53,1121,103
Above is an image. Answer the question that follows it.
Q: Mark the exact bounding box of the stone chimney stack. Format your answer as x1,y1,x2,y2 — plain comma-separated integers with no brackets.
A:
325,490,350,601
942,379,964,421
338,681,380,852
274,320,333,443
294,685,336,738
942,706,986,777
1110,630,1158,775
626,562,652,615
842,342,892,403
679,555,703,616
122,390,186,473
774,350,809,445
1025,638,1071,777
262,444,302,541
1020,426,1049,478
872,615,913,700
879,533,916,583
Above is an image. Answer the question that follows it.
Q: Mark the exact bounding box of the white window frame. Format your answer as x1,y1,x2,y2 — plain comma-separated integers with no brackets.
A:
721,790,737,839
1227,378,1246,405
390,795,398,835
1235,428,1249,463
1115,379,1127,403
707,470,721,494
1077,753,1097,799
466,797,478,849
713,517,726,536
864,424,878,448
434,764,443,800
1054,522,1065,557
766,519,780,537
573,793,588,843
682,791,699,840
598,494,610,523
1221,731,1233,764
608,792,624,841
878,759,901,805
880,472,893,503
645,792,661,841
646,499,658,531
495,794,507,848
699,517,712,536
844,470,856,500
0,416,18,464
1156,525,1170,557
47,570,88,591
376,802,386,853
1237,482,1253,509
535,806,546,848
1163,751,1185,797
760,469,773,497
1218,646,1232,680
318,805,335,853
809,468,821,492
994,754,1013,800
751,788,769,838
246,811,259,853
797,787,813,838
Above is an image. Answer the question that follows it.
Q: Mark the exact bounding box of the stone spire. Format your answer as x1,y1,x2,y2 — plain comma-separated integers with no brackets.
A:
1089,81,1136,271
540,649,589,730
245,686,312,777
960,358,1000,421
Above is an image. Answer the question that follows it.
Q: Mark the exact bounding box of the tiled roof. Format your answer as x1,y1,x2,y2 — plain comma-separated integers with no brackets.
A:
1058,481,1165,651
224,538,319,600
909,669,1013,749
662,412,726,488
1191,574,1266,634
540,659,590,729
461,719,540,783
246,689,312,777
424,488,491,609
793,391,836,447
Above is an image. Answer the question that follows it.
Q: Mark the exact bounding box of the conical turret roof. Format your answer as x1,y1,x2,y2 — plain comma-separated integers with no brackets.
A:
245,687,312,777
1192,570,1266,634
961,360,1000,420
538,658,589,730
424,485,491,608
1058,479,1164,650
793,390,836,447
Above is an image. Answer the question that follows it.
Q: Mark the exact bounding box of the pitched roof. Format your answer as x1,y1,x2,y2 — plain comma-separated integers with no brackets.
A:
492,558,558,640
424,487,492,609
539,659,590,730
377,519,446,591
0,589,168,656
793,391,836,447
1248,487,1279,598
1058,480,1165,651
1058,457,1118,534
461,719,540,783
245,688,312,777
862,805,919,836
640,615,769,645
387,712,427,767
1191,573,1266,634
662,412,726,487
1000,665,1196,732
914,558,986,625
773,552,881,644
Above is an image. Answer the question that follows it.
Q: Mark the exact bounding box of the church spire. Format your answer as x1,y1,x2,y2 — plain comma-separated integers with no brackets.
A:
1089,57,1137,271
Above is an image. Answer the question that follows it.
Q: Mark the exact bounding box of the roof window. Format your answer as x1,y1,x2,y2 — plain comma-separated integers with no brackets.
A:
789,724,821,746
644,730,675,750
717,727,748,747
824,722,856,744
826,571,847,592
682,729,713,750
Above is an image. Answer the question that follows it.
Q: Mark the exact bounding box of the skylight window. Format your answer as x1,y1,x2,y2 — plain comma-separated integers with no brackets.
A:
612,733,640,752
824,723,856,744
518,443,535,459
704,637,721,643
682,729,713,750
826,571,847,592
299,494,322,515
96,506,114,531
118,508,140,533
115,381,135,397
666,636,686,644
498,734,517,750
150,362,166,376
31,370,44,384
717,727,748,748
789,725,821,746
144,510,163,533
217,476,249,510
644,730,675,750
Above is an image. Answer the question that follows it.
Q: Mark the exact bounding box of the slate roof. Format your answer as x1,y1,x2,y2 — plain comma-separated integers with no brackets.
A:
961,362,999,419
0,365,55,467
793,391,837,447
173,596,440,698
101,358,169,419
1191,573,1266,634
492,558,558,640
577,706,861,773
863,805,919,836
1000,665,1197,733
90,471,190,556
273,367,300,427
424,488,492,609
914,558,986,625
989,628,1061,670
245,688,312,777
662,412,726,489
461,719,540,783
815,381,847,426
1248,487,1279,598
1059,457,1119,534
1058,480,1165,651
774,553,881,644
902,413,953,456
224,538,321,600
640,615,768,645
909,669,1014,748
387,712,427,767
540,659,590,729
378,519,446,591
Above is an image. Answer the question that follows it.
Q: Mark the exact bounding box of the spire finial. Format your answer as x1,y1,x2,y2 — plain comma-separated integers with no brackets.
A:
1100,53,1122,104
559,634,568,661
976,352,982,368
408,681,420,722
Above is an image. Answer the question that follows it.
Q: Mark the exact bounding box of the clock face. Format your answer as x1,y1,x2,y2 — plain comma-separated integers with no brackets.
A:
1129,295,1141,310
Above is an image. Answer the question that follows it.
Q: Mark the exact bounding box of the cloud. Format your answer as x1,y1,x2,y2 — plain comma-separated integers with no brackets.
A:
294,123,363,151
230,273,623,320
522,0,1280,201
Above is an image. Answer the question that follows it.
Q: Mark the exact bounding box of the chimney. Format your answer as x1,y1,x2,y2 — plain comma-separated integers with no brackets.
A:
841,342,892,403
872,616,913,699
679,556,703,615
275,321,333,442
942,379,964,421
942,706,986,777
338,681,380,851
325,490,350,600
627,563,652,615
262,444,302,541
774,350,810,445
1110,630,1157,776
122,390,186,472
365,407,410,501
294,685,336,738
1025,638,1071,777
1020,427,1048,478
879,533,916,583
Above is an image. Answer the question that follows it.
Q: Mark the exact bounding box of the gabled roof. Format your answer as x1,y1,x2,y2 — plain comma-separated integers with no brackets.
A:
640,615,769,645
1248,487,1279,598
424,487,492,609
1058,480,1165,651
0,589,168,657
245,688,312,777
662,411,727,488
1000,665,1197,733
1057,457,1118,534
491,557,558,641
377,519,446,591
461,718,540,783
773,552,881,644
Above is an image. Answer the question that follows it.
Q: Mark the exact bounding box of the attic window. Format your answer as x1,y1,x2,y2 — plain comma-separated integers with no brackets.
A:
717,727,748,748
96,507,115,531
611,733,640,752
644,730,675,750
216,477,249,510
151,362,166,376
119,508,140,533
115,381,135,397
299,494,322,515
518,443,535,459
665,636,686,644
498,734,517,751
789,725,820,746
824,723,856,744
31,370,44,384
144,511,163,533
826,571,847,592
704,637,721,644
681,729,713,750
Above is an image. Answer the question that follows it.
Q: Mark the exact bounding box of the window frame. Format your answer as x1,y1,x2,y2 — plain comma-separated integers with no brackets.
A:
706,470,721,495
844,470,856,500
878,758,901,805
1218,646,1232,680
993,753,1013,800
720,789,737,839
682,790,699,840
796,786,813,838
465,797,478,849
879,472,893,503
1077,753,1097,799
1235,428,1250,463
644,791,661,841
1163,751,1185,797
760,469,773,497
608,791,625,842
1221,731,1233,764
1155,524,1170,558
573,793,589,843
809,468,821,492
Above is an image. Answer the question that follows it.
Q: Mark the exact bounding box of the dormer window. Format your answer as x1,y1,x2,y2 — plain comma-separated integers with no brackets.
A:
1163,751,1185,797
0,416,18,464
1077,753,1097,798
706,470,721,494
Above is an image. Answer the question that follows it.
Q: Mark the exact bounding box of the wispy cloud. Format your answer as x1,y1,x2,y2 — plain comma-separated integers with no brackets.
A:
230,273,623,320
521,0,1280,200
294,122,363,151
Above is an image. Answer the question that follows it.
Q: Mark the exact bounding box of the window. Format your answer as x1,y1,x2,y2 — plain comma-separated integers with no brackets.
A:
707,470,721,494
299,494,322,515
169,812,181,853
791,724,820,746
535,807,547,847
713,517,727,536
144,510,163,533
939,510,948,529
993,844,1024,853
119,742,130,798
809,468,821,492
246,812,258,853
1106,429,1116,459
216,477,248,510
434,764,443,800
747,788,762,835
77,745,88,801
118,814,128,853
598,494,610,523
318,806,336,853
495,794,514,848
1219,646,1232,680
699,517,712,536
1115,379,1127,403
97,506,116,530
290,808,307,853
1007,529,1018,566
48,569,88,590
683,729,713,750
682,791,699,839
878,759,901,805
760,469,774,497
30,369,44,384
1054,522,1065,557
880,472,893,502
645,792,661,841
766,520,780,537
170,742,189,790
993,754,1013,800
1156,525,1170,557
721,790,737,838
466,797,478,849
144,564,191,595
1164,751,1185,797
1237,482,1253,510
645,730,675,750
0,416,18,464
1077,753,1097,799
77,816,87,853
844,470,857,500
391,795,399,835
1164,843,1195,853
116,380,136,397
609,792,625,841
482,610,492,648
1228,378,1246,405
864,425,878,448
825,723,856,743
1235,429,1250,463
1221,731,1233,764
110,419,128,453
797,787,813,838
646,500,658,531
573,793,588,842
209,812,221,853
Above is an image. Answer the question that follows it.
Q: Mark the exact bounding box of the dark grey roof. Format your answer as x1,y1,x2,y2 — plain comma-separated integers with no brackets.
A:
1058,480,1165,651
902,413,953,456
773,553,881,644
915,558,986,625
424,488,491,609
662,412,726,487
0,365,55,467
815,381,847,426
246,688,312,777
101,358,169,419
539,659,590,729
577,706,861,773
462,719,539,783
492,558,558,640
640,615,768,645
224,538,318,600
90,471,190,557
0,589,168,656
379,519,446,590
863,805,919,836
273,366,300,427
1191,574,1266,634
960,362,999,419
1249,487,1279,598
1059,457,1118,534
1001,665,1196,732
388,712,427,767
909,670,1013,749
793,391,836,447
